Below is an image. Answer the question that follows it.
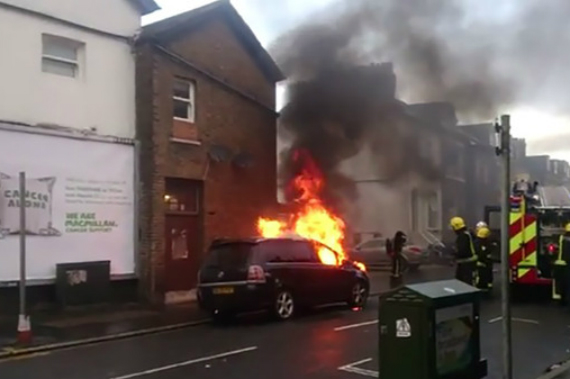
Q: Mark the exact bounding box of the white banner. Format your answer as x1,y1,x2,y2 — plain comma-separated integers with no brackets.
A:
0,129,134,281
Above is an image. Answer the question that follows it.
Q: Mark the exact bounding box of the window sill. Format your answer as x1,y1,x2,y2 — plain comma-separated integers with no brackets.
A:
169,137,202,146
173,117,195,124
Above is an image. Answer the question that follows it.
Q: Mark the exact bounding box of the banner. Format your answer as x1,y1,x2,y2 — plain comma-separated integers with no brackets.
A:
0,129,134,281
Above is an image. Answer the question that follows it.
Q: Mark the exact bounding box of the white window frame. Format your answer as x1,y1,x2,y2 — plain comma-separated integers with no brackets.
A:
173,79,196,123
41,34,81,78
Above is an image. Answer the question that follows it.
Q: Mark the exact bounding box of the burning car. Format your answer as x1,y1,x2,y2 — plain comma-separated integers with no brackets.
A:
196,236,369,322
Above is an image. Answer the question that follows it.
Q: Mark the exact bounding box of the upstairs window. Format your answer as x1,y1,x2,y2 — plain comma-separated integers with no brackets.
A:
42,34,82,78
173,79,195,123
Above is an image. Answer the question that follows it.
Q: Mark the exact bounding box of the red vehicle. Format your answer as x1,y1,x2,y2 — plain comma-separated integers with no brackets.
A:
485,183,570,294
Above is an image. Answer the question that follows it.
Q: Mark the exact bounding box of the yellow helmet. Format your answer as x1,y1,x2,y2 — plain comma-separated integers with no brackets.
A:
565,223,570,232
477,227,490,238
450,217,466,231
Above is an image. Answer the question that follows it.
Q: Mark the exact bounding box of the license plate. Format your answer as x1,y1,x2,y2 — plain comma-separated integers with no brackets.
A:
213,287,234,295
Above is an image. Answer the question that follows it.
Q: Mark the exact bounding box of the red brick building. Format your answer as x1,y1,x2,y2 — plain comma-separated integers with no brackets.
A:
135,0,283,304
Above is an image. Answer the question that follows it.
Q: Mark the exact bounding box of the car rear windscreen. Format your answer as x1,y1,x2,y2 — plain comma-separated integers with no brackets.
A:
203,242,255,268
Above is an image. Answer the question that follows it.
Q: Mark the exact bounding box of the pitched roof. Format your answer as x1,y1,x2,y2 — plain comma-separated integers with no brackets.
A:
129,0,160,16
140,0,284,82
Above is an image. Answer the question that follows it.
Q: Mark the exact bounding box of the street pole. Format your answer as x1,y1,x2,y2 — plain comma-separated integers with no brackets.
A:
496,115,513,379
17,171,31,344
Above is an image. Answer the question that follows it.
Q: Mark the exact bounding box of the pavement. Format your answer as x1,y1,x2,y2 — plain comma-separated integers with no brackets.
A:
0,266,569,379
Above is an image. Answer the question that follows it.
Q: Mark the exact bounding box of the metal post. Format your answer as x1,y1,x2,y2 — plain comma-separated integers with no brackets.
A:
19,171,26,317
499,115,513,379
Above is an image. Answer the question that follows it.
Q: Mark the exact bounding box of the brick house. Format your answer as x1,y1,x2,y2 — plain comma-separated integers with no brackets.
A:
135,0,284,304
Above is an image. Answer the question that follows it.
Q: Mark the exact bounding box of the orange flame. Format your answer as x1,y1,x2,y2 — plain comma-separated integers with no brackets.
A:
257,149,365,271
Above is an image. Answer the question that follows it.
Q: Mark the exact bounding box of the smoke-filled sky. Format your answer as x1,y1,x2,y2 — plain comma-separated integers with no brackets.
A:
144,0,570,161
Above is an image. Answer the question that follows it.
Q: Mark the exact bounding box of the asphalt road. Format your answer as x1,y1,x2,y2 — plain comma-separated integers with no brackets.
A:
1,273,569,379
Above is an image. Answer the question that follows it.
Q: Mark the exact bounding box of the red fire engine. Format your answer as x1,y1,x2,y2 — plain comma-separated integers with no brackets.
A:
484,182,570,294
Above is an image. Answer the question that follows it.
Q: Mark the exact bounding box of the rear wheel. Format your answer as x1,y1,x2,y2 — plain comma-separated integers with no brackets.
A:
273,290,295,321
348,281,369,308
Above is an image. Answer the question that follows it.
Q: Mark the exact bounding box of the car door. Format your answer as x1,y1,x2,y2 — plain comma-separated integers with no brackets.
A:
310,242,353,304
356,238,389,267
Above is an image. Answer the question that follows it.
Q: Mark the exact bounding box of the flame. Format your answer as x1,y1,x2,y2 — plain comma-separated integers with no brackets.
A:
257,149,365,272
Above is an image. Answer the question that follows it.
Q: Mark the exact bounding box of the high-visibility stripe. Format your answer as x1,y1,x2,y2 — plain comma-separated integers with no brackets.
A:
518,267,531,279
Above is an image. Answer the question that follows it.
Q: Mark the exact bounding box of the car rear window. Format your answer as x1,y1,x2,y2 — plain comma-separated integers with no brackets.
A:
203,242,255,268
257,240,318,263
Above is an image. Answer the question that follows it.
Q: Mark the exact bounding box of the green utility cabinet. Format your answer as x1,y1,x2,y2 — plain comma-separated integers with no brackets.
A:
379,279,488,379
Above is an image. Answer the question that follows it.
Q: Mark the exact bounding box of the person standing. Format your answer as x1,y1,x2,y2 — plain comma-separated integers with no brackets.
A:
450,217,478,286
475,226,493,292
388,231,407,288
553,223,570,303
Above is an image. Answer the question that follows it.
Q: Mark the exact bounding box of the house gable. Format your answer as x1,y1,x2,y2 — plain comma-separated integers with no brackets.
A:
140,0,283,103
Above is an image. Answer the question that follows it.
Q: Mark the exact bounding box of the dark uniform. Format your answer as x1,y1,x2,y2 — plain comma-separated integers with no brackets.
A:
553,225,570,303
388,231,407,288
475,227,493,291
450,217,478,286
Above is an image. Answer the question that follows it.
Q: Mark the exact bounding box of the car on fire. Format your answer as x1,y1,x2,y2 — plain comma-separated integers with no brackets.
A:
197,236,369,322
349,236,428,271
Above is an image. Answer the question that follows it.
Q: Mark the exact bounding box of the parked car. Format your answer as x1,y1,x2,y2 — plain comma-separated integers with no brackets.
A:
197,237,369,322
349,237,428,271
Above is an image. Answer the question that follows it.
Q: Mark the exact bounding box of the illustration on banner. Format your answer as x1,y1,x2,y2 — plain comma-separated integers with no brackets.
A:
0,172,60,238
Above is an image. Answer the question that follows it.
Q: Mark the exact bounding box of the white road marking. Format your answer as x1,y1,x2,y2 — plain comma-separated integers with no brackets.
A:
488,316,539,325
334,320,378,331
338,358,378,377
108,346,258,379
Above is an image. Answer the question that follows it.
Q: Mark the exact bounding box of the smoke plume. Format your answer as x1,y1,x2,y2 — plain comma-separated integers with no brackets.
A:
270,0,570,209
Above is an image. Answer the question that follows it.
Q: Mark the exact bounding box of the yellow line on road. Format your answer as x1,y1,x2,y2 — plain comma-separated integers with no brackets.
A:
0,351,50,363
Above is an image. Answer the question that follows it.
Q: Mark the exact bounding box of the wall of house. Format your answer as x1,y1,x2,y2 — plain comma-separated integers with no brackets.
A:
1,0,141,36
136,18,278,302
0,7,137,138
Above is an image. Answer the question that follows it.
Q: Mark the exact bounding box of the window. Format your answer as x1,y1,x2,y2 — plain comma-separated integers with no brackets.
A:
173,79,195,122
42,34,82,78
260,240,317,263
164,178,200,214
426,191,439,230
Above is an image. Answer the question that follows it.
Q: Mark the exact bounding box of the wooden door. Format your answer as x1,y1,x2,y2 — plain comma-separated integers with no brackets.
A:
164,214,201,291
163,178,202,292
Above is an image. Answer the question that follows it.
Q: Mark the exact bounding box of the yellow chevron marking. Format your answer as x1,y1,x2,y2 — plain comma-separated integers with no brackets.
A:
518,268,531,279
509,221,537,256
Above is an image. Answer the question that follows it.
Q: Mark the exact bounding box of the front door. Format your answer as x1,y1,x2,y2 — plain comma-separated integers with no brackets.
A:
165,215,201,291
163,177,202,293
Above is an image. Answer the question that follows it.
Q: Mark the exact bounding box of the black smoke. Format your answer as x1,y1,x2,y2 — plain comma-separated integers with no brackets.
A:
270,0,570,208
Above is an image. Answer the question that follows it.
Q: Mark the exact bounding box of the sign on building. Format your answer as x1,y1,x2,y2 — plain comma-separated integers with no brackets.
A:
0,129,135,281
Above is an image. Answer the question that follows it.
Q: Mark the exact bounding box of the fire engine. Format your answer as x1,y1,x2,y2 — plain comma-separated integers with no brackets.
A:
484,180,570,293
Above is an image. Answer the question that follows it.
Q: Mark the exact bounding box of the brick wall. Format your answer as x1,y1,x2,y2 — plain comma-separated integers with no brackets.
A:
136,17,278,302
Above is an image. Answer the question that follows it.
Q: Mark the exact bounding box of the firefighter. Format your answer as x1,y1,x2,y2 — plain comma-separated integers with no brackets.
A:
475,221,488,233
475,226,493,292
553,223,570,303
450,217,478,286
388,231,407,288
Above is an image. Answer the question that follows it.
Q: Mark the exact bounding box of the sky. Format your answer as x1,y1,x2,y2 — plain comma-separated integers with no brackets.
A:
142,0,570,162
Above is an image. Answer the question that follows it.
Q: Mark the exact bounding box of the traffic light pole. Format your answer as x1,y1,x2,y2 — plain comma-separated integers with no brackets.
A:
495,115,512,379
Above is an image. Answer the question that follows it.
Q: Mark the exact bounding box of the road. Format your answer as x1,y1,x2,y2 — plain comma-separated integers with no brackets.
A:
1,271,569,379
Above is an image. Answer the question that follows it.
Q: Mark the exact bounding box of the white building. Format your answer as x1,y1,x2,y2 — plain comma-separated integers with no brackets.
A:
0,0,159,137
0,1,158,292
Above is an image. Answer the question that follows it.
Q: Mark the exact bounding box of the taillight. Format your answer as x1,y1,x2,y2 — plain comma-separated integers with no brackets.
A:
408,247,421,253
548,244,557,254
247,265,266,283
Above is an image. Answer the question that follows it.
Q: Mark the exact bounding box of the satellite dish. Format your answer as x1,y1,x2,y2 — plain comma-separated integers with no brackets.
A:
233,152,254,169
208,144,232,163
